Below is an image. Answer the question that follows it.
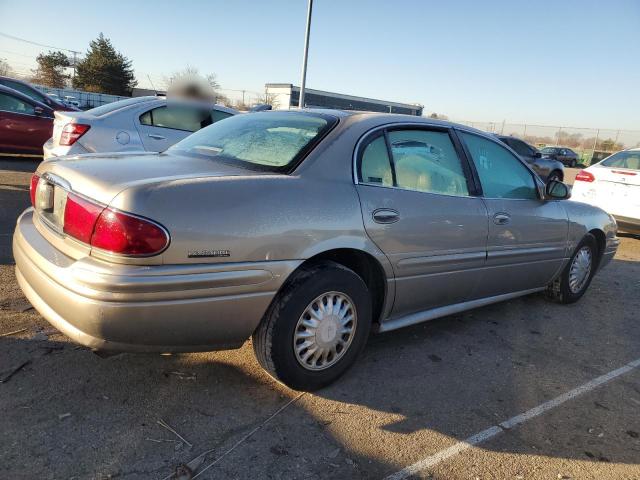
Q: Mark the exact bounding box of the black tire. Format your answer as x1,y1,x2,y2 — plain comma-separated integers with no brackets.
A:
546,234,599,304
252,261,372,391
570,159,577,168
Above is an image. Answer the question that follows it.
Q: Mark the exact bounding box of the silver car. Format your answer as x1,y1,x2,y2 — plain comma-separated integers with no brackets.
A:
14,110,619,390
42,96,237,159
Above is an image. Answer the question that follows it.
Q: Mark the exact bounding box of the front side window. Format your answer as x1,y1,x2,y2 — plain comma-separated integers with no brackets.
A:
169,111,336,172
140,105,212,132
460,132,538,200
508,138,533,157
0,93,35,114
599,151,640,170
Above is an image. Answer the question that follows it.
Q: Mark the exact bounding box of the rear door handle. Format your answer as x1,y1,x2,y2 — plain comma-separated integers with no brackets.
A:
373,208,400,224
493,213,511,225
148,134,166,140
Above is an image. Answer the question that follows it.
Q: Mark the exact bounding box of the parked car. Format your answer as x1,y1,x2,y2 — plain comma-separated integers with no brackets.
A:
496,135,564,183
0,76,79,111
0,84,54,154
571,148,640,233
540,146,580,167
15,111,619,390
43,96,238,159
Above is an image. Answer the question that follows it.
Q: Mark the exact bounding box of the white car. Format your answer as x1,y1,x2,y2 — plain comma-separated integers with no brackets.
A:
43,96,237,159
572,148,640,233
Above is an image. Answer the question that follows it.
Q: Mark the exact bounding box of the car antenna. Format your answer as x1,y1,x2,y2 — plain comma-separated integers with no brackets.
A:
147,74,159,96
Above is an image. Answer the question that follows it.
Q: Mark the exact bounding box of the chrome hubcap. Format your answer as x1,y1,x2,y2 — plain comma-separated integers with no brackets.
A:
569,246,592,293
293,292,357,371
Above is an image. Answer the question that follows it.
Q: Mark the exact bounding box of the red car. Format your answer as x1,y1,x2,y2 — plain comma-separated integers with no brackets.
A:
0,84,54,155
0,76,79,112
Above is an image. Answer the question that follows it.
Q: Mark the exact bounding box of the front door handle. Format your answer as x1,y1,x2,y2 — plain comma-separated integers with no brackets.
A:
148,134,166,140
493,213,511,225
373,208,400,224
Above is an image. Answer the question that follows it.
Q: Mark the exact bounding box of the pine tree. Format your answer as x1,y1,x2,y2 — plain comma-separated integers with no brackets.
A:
73,33,137,95
31,51,70,88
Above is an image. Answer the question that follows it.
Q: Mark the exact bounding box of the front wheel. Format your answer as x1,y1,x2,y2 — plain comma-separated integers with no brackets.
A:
252,261,372,391
546,234,598,304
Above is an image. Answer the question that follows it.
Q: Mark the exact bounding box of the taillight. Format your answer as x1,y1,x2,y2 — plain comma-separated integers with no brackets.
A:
574,171,595,183
62,193,169,256
91,209,169,255
63,193,104,243
59,123,90,146
30,174,40,207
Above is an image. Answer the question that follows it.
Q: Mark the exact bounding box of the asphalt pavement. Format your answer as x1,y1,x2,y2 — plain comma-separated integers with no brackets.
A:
1,159,638,479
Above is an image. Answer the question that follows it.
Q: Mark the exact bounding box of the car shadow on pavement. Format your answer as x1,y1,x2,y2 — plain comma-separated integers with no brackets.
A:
1,258,639,479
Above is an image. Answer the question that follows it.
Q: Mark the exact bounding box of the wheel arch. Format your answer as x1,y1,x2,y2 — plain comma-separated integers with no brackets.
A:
588,228,606,264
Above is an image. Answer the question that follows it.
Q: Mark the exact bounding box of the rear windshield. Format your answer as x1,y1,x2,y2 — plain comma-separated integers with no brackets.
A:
599,151,640,170
169,111,338,172
541,147,558,154
87,97,155,116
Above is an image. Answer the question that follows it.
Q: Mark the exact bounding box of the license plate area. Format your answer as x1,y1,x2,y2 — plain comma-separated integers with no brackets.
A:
36,178,68,233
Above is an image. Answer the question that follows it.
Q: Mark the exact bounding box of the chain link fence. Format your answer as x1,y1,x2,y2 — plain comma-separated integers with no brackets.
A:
456,121,640,166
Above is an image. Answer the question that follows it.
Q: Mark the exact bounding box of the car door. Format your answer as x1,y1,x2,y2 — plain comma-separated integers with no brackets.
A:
458,130,568,297
137,105,212,151
0,91,53,153
355,126,489,318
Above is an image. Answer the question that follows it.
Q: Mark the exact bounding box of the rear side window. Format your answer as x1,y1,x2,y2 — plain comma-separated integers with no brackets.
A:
0,92,34,114
600,151,640,170
360,136,393,186
460,132,538,200
358,129,470,197
140,106,212,132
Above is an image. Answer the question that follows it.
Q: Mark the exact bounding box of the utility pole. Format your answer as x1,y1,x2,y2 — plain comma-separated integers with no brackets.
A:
298,0,313,109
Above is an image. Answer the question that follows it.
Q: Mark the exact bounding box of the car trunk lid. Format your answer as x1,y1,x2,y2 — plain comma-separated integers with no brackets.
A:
32,151,267,260
590,166,640,217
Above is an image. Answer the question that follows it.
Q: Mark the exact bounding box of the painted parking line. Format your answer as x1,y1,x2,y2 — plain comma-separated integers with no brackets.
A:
385,357,640,480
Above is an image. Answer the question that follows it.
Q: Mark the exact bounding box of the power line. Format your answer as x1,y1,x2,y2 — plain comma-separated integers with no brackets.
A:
0,32,81,54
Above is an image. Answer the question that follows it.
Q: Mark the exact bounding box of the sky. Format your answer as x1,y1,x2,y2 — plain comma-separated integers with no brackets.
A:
0,0,638,129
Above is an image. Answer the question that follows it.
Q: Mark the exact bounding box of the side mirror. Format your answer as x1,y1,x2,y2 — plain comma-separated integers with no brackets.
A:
533,151,542,158
545,180,571,200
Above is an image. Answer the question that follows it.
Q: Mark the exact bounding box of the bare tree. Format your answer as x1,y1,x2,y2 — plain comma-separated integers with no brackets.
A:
0,58,13,77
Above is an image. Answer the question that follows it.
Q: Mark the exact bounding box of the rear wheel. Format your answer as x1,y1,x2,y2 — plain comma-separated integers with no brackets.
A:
252,261,372,391
570,159,577,167
546,234,598,304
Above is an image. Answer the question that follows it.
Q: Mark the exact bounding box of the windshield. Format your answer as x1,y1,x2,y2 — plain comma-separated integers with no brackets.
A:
599,150,640,170
540,147,558,154
169,111,337,172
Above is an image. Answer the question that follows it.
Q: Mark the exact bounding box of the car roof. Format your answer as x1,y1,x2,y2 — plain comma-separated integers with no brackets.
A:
89,95,240,116
297,108,495,137
0,83,51,110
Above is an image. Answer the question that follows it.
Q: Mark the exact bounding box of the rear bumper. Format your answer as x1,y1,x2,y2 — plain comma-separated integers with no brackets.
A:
13,209,300,352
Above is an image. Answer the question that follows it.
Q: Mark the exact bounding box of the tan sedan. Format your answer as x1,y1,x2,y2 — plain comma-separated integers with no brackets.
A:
14,110,618,390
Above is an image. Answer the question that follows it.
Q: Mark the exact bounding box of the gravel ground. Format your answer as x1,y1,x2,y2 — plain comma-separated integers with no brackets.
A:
1,158,639,479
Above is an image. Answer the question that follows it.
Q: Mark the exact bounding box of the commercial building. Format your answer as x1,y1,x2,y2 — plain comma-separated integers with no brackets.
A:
265,83,423,116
